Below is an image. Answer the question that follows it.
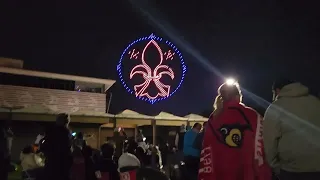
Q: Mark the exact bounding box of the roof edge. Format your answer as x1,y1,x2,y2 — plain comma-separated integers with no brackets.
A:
0,67,116,87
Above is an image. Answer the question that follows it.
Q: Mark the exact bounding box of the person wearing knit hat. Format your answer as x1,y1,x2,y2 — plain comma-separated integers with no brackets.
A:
118,152,141,171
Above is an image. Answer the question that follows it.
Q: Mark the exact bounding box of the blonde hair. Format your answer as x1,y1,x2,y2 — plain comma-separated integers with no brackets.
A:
213,95,223,110
213,83,242,117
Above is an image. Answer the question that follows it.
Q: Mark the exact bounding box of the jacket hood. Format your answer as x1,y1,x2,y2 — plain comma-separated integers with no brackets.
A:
278,83,309,98
20,152,32,161
20,152,26,161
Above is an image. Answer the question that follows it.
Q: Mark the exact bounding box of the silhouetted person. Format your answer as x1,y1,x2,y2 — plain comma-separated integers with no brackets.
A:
0,121,13,180
175,124,186,151
193,121,207,151
199,82,271,180
183,123,202,180
136,129,145,143
264,79,320,180
158,138,169,168
70,145,85,180
173,124,186,165
112,127,127,161
42,113,72,180
95,143,119,180
73,132,85,150
82,145,97,180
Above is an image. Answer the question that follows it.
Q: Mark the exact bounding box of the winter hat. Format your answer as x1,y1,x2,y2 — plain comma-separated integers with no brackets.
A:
118,153,141,171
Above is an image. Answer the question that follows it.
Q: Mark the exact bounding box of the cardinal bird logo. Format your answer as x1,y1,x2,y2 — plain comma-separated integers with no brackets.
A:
210,107,252,148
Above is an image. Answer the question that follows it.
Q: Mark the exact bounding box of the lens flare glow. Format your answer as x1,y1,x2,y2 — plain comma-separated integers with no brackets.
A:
226,78,236,85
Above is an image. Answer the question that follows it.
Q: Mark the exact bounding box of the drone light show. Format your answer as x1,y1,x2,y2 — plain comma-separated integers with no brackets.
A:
117,33,187,104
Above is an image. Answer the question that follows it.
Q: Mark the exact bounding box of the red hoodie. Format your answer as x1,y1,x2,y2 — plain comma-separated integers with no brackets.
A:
198,101,272,180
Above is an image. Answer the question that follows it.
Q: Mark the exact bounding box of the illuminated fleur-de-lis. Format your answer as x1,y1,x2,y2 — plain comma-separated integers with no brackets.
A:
130,40,175,99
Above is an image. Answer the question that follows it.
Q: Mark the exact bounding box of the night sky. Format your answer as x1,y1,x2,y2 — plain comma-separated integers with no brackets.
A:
1,0,319,117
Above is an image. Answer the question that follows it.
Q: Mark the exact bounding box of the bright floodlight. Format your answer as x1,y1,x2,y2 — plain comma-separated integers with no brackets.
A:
225,78,236,85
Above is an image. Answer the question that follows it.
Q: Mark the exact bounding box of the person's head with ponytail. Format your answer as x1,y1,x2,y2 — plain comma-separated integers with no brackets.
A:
213,82,242,116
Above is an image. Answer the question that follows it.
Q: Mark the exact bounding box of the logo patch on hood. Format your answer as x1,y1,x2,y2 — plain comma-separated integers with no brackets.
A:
209,107,252,148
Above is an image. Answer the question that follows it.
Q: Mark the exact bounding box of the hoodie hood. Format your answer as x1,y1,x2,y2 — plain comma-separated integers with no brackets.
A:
278,83,309,98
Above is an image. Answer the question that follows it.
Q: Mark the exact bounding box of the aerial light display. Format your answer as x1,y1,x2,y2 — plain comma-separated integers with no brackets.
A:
117,33,187,104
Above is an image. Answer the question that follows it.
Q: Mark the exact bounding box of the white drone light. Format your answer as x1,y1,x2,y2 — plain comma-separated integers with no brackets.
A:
225,78,236,85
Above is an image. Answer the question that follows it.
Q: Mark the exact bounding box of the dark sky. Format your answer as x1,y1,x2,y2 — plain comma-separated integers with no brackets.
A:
1,0,319,116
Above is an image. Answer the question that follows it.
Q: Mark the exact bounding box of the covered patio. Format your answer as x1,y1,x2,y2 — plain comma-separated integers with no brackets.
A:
97,110,208,145
0,106,209,146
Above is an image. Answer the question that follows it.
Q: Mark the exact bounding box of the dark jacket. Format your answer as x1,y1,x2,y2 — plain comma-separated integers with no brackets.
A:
81,145,97,180
112,132,126,158
137,167,169,180
0,126,12,180
176,132,185,151
0,127,13,159
193,131,205,150
95,158,119,180
0,127,9,159
42,125,73,180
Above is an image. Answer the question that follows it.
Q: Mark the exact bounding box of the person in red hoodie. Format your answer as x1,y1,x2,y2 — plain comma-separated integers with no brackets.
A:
198,81,272,180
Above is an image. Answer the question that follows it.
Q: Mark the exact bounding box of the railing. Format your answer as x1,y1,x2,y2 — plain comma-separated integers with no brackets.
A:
0,85,106,113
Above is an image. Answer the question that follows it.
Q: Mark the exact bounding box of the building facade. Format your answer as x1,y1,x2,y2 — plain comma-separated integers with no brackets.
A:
0,58,121,161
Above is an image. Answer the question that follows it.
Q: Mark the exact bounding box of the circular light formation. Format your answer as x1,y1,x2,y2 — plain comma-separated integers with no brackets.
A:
117,33,187,104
